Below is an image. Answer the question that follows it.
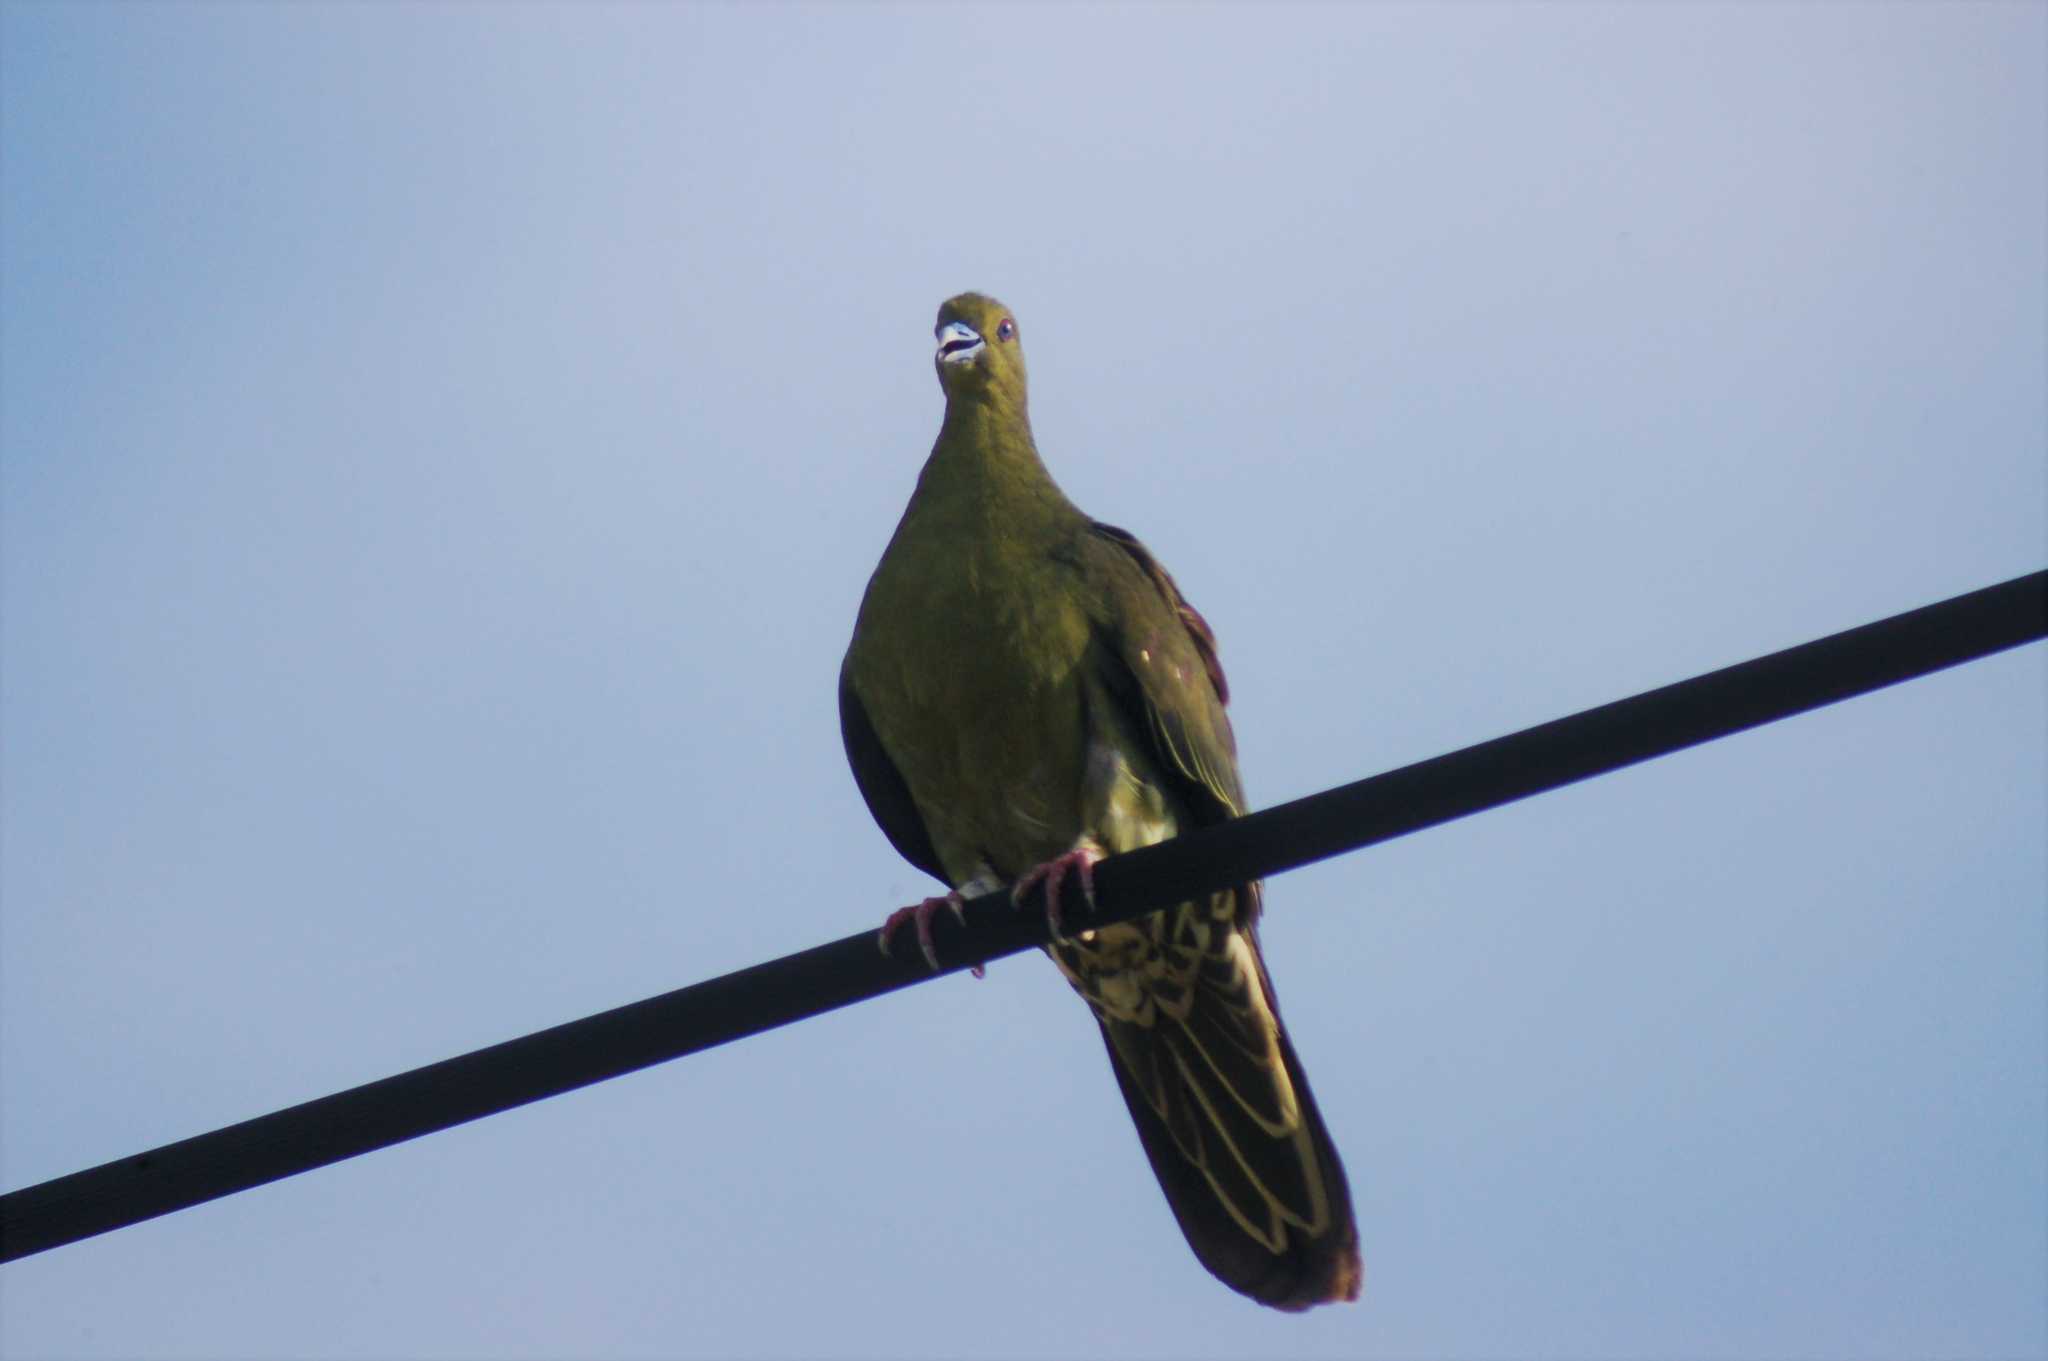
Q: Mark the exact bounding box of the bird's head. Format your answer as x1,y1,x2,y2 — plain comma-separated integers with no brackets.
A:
933,292,1027,409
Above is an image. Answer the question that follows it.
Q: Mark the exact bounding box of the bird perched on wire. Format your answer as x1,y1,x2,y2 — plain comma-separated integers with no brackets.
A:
840,293,1360,1311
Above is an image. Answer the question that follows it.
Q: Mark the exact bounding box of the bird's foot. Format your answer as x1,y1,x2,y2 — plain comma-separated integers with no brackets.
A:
1010,843,1104,941
877,891,967,972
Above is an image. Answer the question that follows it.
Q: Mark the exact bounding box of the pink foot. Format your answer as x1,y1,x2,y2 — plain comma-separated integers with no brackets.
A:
1010,844,1103,941
877,891,967,971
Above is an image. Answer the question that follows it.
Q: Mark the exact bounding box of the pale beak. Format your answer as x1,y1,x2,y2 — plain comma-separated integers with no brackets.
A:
936,320,985,365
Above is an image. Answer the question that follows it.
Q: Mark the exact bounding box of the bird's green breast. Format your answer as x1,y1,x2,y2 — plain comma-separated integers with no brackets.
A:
847,450,1095,886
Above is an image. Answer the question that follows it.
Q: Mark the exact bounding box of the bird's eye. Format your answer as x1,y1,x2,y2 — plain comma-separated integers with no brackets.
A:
995,318,1016,342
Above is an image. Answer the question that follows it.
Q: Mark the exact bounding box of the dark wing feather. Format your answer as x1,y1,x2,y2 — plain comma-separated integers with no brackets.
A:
1084,521,1245,829
1089,522,1230,703
1070,522,1361,1309
838,662,946,885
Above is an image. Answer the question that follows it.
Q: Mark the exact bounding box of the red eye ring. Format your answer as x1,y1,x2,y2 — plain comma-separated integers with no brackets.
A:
995,318,1016,342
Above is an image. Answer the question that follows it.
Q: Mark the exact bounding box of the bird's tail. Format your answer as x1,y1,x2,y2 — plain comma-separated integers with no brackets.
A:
1089,908,1360,1310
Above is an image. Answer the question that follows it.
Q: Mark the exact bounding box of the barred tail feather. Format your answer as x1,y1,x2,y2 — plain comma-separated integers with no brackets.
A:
1098,929,1361,1310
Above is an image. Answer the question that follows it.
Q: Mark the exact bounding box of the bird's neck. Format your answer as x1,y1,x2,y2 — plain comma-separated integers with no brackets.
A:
918,396,1067,524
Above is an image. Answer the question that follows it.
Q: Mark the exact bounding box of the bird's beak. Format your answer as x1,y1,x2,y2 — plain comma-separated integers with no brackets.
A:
936,320,985,366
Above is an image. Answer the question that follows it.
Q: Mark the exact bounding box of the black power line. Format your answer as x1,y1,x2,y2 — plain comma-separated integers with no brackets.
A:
2,570,2042,1264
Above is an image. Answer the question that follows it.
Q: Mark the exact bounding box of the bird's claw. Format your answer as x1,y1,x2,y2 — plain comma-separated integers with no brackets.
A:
1010,845,1103,942
877,891,967,971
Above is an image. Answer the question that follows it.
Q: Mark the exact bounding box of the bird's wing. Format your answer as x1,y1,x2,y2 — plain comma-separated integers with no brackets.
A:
1066,522,1359,1309
839,661,948,885
1081,520,1247,828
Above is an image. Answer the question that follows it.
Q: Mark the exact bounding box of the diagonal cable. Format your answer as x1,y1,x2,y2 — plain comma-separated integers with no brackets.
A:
2,570,2041,1263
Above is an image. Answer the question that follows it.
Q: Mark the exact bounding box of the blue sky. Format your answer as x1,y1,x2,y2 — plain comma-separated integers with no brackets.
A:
2,4,2043,1358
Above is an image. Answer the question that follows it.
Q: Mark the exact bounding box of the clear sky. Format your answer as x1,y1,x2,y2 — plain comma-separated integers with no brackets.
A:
2,4,2042,1358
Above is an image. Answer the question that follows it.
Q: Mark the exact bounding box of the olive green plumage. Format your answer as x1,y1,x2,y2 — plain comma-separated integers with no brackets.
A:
841,293,1361,1310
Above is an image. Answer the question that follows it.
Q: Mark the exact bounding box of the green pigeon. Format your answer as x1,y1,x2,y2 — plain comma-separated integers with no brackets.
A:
840,293,1361,1310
